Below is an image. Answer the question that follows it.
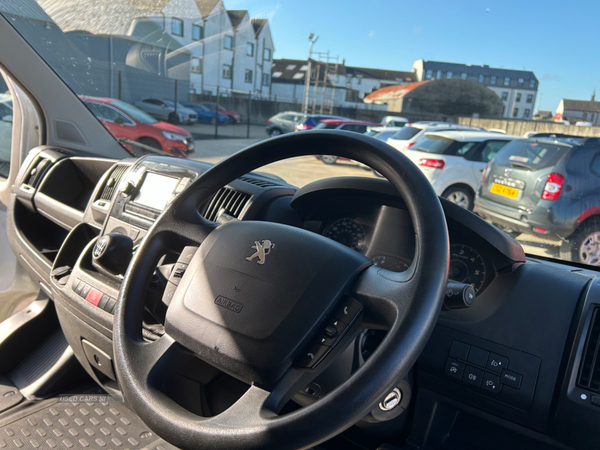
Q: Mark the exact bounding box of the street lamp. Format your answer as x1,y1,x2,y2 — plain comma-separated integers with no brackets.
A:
302,33,319,113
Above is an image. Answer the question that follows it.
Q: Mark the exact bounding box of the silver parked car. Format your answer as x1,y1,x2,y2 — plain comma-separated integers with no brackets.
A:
133,98,198,125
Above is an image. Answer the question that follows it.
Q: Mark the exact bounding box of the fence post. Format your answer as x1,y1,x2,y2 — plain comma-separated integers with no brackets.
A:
174,79,178,115
247,91,251,139
117,71,122,100
214,86,220,139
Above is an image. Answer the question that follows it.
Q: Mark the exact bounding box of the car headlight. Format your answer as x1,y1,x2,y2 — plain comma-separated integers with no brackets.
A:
162,131,187,141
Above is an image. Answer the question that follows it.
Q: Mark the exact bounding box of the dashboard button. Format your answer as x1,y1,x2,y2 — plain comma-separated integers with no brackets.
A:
98,294,110,310
296,345,330,369
73,279,84,296
463,366,484,387
334,298,363,324
467,346,489,368
482,372,502,393
500,370,522,389
81,284,91,299
449,341,470,361
105,297,117,314
85,288,103,306
445,358,464,380
486,353,509,373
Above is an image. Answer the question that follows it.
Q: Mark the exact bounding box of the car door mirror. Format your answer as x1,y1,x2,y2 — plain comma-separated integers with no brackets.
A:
2,115,12,123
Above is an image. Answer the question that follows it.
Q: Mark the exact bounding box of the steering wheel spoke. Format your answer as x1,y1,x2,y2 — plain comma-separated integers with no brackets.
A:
123,333,182,388
352,264,418,329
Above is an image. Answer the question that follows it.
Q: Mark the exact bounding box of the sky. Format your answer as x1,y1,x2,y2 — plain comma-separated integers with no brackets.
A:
228,0,598,113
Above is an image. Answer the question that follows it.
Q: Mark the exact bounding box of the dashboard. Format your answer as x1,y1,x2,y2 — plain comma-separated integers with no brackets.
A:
5,147,600,450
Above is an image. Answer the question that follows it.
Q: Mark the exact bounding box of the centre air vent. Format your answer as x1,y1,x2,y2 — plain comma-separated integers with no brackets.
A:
203,187,250,221
577,307,600,392
96,164,128,202
239,175,281,188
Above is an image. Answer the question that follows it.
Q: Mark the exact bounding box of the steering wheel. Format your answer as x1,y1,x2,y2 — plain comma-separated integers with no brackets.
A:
113,130,449,450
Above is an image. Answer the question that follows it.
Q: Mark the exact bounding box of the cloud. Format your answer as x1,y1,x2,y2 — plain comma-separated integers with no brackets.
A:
368,31,375,38
413,27,422,34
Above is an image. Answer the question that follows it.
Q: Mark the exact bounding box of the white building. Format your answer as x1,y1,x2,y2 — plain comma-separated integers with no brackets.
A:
413,60,539,119
270,58,415,110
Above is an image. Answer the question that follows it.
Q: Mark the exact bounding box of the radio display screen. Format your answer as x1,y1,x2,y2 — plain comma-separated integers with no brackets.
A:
133,172,179,211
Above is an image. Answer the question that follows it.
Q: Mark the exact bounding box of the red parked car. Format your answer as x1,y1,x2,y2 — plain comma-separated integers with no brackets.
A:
81,96,195,157
198,102,242,124
314,119,380,164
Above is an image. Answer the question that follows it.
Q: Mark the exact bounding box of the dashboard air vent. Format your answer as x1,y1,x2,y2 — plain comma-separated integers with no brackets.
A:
577,307,600,392
97,164,128,201
203,187,251,221
23,157,51,188
239,176,280,188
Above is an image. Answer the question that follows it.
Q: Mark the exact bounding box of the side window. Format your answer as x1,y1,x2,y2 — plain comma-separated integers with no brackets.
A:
591,154,600,177
0,76,12,178
454,142,477,156
480,140,509,162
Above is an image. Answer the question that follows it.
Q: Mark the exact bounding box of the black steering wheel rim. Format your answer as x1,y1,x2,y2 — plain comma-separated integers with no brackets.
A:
113,130,450,450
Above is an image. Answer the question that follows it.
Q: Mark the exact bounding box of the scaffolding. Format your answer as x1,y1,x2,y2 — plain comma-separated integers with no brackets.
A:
302,50,341,115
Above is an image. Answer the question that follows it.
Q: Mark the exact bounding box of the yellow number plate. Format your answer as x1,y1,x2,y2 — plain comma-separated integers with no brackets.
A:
490,183,520,199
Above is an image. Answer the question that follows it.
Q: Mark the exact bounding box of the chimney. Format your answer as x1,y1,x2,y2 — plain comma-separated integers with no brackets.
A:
592,90,596,102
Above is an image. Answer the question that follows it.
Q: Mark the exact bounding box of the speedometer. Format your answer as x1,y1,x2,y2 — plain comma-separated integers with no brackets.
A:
449,244,486,293
324,218,366,253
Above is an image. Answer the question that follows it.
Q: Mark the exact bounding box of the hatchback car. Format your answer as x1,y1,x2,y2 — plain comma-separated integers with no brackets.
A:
199,102,242,124
475,137,600,265
133,98,198,124
314,120,380,164
82,96,195,157
403,131,519,209
265,111,306,137
179,101,228,125
295,114,349,131
387,122,484,152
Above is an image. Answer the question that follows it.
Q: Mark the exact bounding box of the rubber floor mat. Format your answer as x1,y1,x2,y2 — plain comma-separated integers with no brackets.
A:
0,396,179,449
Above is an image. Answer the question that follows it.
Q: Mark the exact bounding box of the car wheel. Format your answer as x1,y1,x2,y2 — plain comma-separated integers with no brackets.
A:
209,117,217,125
269,128,282,137
136,137,163,155
319,155,338,165
228,116,235,124
560,219,600,265
442,186,474,210
168,112,180,125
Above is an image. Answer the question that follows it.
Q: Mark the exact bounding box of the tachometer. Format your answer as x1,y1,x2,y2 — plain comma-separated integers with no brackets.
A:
449,244,486,293
324,218,367,252
372,255,410,272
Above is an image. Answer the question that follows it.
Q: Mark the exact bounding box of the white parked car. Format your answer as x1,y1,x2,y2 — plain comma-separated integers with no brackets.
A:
380,115,408,127
575,121,592,126
386,122,483,152
401,130,519,210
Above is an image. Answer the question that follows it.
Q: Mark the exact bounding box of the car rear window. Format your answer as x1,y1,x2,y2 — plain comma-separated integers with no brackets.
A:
391,126,421,140
494,140,569,170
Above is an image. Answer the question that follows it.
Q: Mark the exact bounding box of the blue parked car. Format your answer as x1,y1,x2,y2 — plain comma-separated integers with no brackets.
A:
179,102,228,125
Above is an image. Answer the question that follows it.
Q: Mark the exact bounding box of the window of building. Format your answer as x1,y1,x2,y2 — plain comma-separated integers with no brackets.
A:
447,71,453,79
504,77,510,86
172,18,183,36
583,112,588,120
191,57,202,74
512,107,519,117
461,72,467,79
192,24,203,41
262,73,269,86
224,35,233,49
357,75,363,85
516,93,521,102
478,74,484,83
425,69,433,79
346,89,359,102
524,109,531,118
299,64,308,71
436,70,442,79
222,64,231,79
529,79,535,88
272,71,282,78
292,73,304,79
527,94,533,103
518,78,524,86
263,48,271,61
501,92,508,101
286,64,296,70
245,69,253,83
491,75,497,85
246,43,254,56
